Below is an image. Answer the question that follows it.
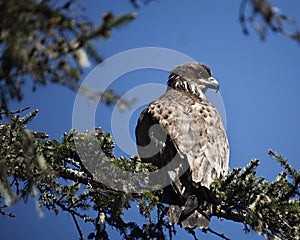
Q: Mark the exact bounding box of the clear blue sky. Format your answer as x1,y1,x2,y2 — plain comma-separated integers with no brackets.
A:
2,0,300,239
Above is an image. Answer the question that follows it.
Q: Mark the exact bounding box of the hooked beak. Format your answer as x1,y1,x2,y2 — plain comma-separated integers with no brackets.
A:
208,77,220,92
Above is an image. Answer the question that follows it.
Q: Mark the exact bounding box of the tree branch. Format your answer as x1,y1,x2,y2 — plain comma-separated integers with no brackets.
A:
204,228,231,240
72,213,85,240
239,0,300,43
0,110,299,239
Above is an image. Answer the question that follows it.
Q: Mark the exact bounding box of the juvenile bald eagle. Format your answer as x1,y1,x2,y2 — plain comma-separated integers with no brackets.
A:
135,63,229,228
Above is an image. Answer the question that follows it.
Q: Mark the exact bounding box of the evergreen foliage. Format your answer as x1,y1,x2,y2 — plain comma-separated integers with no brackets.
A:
0,110,299,239
0,0,136,112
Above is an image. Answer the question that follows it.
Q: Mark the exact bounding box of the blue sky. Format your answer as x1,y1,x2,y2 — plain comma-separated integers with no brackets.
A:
2,0,300,239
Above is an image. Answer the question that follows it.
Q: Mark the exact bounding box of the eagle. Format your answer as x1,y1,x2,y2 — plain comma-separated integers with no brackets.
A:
135,62,229,228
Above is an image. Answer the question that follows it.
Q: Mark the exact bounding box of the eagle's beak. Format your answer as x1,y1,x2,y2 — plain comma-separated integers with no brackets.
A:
209,77,220,93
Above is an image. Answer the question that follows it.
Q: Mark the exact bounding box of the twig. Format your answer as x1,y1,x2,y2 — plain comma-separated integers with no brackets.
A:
239,0,249,35
186,228,198,240
0,106,30,116
0,206,16,218
72,213,85,240
239,0,300,44
205,227,231,240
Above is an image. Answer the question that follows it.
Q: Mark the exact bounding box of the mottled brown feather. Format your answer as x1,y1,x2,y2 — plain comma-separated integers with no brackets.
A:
135,63,229,228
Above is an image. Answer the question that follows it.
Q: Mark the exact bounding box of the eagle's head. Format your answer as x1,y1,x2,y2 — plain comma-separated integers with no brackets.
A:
167,62,219,99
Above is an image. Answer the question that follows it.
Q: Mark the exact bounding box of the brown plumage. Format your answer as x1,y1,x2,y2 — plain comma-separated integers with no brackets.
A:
135,62,229,228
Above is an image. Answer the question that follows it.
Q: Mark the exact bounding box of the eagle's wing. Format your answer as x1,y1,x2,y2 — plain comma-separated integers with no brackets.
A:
136,88,229,189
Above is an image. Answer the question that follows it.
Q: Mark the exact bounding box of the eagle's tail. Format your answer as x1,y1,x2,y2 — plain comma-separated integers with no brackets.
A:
167,194,212,229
